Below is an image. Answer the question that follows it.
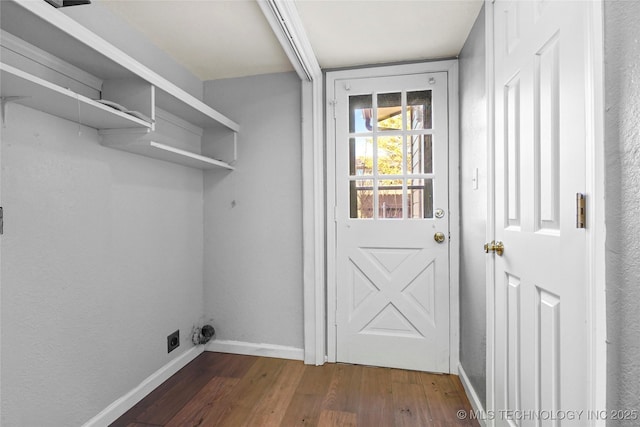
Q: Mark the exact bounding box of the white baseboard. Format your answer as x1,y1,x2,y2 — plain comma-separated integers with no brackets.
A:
205,339,304,361
82,346,204,427
458,362,487,427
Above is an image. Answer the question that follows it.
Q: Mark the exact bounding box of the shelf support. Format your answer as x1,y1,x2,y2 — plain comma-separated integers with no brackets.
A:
1,96,28,125
230,132,238,166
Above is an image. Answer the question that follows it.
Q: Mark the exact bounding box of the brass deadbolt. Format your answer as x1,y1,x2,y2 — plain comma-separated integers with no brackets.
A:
484,240,504,256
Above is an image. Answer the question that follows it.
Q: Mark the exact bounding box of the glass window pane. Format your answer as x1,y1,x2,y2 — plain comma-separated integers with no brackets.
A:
407,135,433,174
350,137,373,176
407,179,434,218
377,135,403,175
377,92,402,131
349,94,372,133
350,179,374,218
407,90,432,130
378,179,403,219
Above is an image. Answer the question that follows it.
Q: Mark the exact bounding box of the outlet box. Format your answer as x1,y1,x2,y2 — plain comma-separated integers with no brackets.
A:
167,330,180,353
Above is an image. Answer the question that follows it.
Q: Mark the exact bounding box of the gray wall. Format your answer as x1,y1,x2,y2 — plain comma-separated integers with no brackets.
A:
604,1,640,424
202,73,304,350
458,5,487,407
0,105,204,426
1,5,208,425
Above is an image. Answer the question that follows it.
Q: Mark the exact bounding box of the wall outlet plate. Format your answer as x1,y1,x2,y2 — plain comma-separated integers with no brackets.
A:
167,330,180,353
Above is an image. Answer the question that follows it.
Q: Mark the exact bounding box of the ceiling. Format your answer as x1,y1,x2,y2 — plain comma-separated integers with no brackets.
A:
97,0,483,81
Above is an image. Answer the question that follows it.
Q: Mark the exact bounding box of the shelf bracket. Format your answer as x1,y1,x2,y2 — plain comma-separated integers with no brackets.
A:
230,131,238,166
1,96,28,125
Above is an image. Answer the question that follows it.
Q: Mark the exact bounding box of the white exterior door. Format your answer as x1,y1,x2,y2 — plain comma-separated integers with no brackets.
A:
333,72,450,372
493,1,590,423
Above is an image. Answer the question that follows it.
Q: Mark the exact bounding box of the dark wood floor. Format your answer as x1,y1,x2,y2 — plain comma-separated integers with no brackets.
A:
111,352,479,427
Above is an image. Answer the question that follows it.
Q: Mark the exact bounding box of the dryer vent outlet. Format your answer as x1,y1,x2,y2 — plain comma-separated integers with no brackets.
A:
167,330,180,353
192,324,215,345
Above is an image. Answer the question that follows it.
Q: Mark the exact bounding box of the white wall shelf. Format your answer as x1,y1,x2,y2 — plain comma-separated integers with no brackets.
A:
0,0,239,170
103,140,234,171
1,63,151,130
0,0,239,132
99,108,236,171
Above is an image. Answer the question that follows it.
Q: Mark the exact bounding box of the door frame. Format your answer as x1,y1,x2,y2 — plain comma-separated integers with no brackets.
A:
326,61,460,372
484,0,607,423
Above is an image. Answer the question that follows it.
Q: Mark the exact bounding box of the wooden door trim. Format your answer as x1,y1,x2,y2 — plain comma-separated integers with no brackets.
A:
484,0,607,423
325,60,461,373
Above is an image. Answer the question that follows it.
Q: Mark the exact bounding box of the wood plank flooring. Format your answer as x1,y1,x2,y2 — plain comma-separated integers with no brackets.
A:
111,352,479,427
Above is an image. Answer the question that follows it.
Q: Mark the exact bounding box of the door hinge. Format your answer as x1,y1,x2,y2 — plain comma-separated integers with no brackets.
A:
329,99,337,118
576,193,586,229
0,206,3,235
334,206,338,222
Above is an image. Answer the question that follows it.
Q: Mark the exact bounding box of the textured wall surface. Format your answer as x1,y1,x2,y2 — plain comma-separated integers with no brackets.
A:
458,5,487,407
202,72,304,350
604,1,640,424
0,106,204,426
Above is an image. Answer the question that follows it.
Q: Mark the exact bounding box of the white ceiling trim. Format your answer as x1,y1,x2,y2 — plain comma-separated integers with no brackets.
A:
257,0,321,82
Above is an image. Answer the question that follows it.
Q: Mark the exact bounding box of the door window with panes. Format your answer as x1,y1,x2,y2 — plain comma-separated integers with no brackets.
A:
349,90,434,219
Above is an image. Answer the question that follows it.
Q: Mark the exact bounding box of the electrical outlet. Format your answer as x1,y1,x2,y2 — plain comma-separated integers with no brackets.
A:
167,330,180,353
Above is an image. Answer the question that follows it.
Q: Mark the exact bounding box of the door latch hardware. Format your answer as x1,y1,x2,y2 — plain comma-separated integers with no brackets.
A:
0,206,3,235
576,193,586,229
434,232,446,243
484,240,504,256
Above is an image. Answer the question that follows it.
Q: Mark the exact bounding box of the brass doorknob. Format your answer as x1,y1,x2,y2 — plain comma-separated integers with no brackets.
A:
484,240,504,256
434,232,446,243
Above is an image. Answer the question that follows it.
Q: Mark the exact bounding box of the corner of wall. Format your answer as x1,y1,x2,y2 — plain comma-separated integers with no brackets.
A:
458,2,488,409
